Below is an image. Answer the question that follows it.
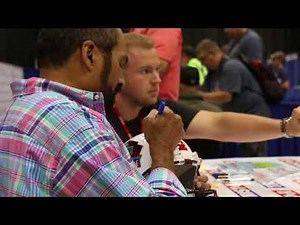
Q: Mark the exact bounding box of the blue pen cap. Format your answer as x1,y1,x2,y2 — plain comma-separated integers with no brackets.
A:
158,101,166,115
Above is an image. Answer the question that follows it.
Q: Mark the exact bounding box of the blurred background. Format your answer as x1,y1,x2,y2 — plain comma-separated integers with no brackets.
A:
1,28,299,68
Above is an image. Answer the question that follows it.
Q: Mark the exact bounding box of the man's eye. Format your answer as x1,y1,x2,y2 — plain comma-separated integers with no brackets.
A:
141,69,148,74
141,69,152,75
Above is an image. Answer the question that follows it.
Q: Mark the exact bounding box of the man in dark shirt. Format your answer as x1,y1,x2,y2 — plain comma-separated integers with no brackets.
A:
106,33,222,159
106,33,300,161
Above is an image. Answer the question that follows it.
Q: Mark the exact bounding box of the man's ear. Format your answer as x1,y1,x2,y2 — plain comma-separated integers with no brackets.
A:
82,40,95,69
87,49,93,63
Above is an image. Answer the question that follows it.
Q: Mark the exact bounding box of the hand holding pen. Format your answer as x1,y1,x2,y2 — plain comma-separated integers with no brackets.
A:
143,101,185,172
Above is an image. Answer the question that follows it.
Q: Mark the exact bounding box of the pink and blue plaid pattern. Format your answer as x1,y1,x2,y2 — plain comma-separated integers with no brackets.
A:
0,77,186,197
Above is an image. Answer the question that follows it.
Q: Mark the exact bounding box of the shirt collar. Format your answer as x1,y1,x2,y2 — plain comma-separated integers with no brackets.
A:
10,77,106,113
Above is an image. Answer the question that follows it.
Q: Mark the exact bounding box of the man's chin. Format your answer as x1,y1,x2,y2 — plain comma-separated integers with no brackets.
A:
147,98,158,106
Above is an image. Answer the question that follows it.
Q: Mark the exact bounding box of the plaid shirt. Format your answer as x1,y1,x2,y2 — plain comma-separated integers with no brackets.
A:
0,78,186,197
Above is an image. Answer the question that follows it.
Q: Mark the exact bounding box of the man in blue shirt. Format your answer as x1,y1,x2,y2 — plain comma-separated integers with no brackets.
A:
196,38,270,157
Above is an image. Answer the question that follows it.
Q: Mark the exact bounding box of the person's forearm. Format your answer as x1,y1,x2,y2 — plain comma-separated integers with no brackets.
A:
200,91,231,104
186,111,283,142
212,112,282,142
151,155,175,173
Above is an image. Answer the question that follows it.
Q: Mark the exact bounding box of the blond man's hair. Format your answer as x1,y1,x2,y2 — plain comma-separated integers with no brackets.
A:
123,33,155,49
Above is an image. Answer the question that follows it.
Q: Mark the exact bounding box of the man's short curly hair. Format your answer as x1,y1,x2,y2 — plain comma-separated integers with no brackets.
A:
36,28,119,69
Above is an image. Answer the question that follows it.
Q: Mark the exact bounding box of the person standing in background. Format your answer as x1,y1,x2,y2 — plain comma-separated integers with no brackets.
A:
131,28,182,101
223,28,264,61
269,51,290,91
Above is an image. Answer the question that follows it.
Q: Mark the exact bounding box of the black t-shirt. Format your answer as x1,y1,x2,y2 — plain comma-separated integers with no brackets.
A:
106,100,199,143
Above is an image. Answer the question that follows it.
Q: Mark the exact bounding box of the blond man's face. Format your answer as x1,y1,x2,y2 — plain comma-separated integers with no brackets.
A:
121,46,161,106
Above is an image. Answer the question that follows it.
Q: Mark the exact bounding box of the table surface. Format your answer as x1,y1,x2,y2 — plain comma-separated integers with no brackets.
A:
201,156,300,197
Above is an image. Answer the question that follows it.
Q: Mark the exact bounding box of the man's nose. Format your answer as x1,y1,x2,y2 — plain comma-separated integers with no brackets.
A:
153,70,161,83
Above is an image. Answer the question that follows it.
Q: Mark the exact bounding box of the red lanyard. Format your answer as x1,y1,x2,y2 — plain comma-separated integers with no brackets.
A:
113,105,144,139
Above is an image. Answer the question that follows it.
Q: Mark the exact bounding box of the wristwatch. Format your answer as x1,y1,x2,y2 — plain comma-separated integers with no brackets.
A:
280,117,294,138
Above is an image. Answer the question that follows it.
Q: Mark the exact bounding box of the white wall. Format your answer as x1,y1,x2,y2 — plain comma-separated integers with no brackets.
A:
0,62,23,119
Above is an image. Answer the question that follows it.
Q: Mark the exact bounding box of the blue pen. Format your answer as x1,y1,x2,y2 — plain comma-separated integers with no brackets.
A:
157,101,166,115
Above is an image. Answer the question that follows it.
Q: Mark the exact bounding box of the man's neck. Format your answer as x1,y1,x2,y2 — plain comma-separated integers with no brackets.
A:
115,95,142,121
40,59,83,90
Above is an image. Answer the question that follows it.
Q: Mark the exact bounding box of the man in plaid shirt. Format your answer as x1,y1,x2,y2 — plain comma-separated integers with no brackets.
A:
0,29,187,197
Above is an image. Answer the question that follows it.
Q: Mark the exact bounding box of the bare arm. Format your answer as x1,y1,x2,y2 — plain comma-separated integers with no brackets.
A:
185,107,300,142
281,80,290,91
200,91,232,104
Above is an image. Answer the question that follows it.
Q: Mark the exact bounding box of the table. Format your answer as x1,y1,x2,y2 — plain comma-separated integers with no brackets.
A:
201,156,300,197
